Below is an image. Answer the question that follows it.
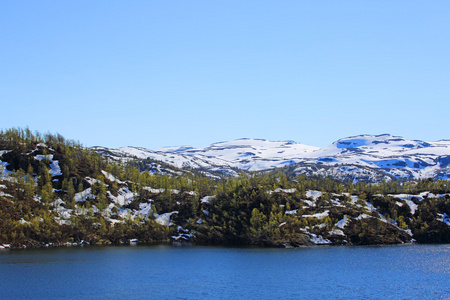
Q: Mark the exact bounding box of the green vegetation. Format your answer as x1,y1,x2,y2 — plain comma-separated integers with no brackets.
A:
0,128,449,249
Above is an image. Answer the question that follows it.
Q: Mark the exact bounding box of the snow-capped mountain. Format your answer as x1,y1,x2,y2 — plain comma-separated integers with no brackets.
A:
292,134,450,182
94,139,319,176
93,134,450,182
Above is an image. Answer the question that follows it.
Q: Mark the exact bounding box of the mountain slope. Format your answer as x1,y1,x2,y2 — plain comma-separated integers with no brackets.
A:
295,134,450,181
94,139,319,177
94,135,450,182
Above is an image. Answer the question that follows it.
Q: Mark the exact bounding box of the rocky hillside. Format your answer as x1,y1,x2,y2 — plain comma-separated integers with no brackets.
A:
1,128,449,249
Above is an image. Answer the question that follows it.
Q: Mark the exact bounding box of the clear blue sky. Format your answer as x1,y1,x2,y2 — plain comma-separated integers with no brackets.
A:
1,1,449,149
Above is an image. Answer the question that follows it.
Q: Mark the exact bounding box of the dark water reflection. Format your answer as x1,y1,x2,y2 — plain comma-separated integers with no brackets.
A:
1,244,449,299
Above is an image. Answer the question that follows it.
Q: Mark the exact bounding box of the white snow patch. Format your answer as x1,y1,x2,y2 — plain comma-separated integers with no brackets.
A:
329,229,345,236
285,209,298,215
177,226,189,233
34,154,53,161
0,191,13,198
302,210,329,219
74,207,93,217
0,161,10,179
201,195,215,204
419,191,431,198
302,199,315,207
171,233,195,241
313,223,327,229
118,208,133,220
355,214,372,220
156,211,178,226
335,215,349,229
56,208,72,220
74,188,92,202
405,200,418,214
50,198,64,208
390,194,420,214
306,190,322,200
49,160,62,176
137,203,153,218
417,192,447,199
101,171,125,184
349,195,359,204
108,188,135,206
55,218,72,226
107,218,124,226
331,198,343,206
377,213,397,226
85,177,101,186
309,233,332,245
19,218,31,225
267,188,296,194
437,213,450,226
143,187,165,194
34,155,62,176
365,202,376,212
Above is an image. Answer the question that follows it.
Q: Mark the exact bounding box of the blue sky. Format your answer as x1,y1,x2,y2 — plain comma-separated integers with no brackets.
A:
1,1,449,149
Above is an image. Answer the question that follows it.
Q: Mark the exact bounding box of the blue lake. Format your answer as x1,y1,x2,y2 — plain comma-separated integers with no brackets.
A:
1,244,449,299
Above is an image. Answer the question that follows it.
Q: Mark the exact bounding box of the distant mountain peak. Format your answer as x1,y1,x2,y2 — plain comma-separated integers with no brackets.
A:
93,134,450,182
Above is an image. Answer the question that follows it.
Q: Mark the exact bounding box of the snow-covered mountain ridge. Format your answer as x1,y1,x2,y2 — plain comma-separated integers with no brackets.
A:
93,134,450,182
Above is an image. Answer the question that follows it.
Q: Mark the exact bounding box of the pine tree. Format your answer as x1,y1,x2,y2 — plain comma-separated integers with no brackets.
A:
67,179,76,208
92,176,108,210
41,182,53,205
248,207,267,243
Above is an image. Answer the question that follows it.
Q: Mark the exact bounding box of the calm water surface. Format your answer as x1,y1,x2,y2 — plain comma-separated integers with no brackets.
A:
0,244,449,299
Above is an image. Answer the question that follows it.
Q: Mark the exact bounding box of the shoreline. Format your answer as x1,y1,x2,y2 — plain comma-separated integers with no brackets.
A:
1,239,441,252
